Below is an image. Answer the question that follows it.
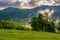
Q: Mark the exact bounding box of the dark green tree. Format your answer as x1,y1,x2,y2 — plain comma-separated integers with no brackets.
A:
45,21,55,33
31,13,55,33
38,14,44,31
57,21,60,31
31,17,39,31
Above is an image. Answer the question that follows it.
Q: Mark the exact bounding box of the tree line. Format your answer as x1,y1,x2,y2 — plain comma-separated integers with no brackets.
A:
0,20,31,31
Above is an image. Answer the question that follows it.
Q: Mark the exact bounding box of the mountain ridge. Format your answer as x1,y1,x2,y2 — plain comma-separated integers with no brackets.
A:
0,5,60,24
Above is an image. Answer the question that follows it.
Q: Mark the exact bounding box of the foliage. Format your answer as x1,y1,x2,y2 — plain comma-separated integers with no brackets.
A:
58,21,60,31
31,17,39,31
31,13,55,33
0,20,31,31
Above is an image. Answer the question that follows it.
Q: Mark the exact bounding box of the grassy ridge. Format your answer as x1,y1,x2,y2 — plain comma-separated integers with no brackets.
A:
0,29,60,40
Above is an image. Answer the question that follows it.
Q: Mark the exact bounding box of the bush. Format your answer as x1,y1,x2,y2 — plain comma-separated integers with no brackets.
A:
0,20,31,31
16,24,31,31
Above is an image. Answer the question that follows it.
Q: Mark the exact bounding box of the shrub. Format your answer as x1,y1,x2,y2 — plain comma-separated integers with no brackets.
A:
0,20,31,31
16,24,31,31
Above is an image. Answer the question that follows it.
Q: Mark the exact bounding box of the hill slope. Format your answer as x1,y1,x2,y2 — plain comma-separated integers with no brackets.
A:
0,5,60,23
0,7,37,24
0,29,60,40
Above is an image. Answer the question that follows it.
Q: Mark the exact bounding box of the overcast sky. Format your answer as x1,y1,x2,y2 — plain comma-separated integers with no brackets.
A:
0,0,60,9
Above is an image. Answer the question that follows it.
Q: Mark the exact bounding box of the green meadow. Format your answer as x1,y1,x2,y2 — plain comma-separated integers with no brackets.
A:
0,29,60,40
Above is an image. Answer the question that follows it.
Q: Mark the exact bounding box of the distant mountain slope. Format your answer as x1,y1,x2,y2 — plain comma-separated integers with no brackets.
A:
35,5,60,20
0,7,37,24
0,5,60,24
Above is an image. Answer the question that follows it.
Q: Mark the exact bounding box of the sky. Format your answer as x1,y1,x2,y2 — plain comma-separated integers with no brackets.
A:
0,0,60,9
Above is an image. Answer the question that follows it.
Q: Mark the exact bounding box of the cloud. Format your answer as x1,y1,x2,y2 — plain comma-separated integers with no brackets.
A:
0,0,60,9
57,0,60,3
38,9,55,17
0,0,16,7
0,0,16,2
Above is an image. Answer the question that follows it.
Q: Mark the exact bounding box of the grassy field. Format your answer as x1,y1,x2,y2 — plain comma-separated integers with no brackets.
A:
0,29,60,40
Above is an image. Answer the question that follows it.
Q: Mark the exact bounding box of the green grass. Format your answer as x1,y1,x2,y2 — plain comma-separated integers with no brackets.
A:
0,29,60,40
